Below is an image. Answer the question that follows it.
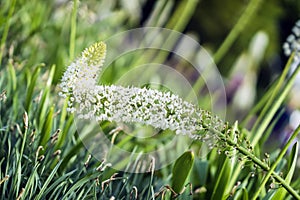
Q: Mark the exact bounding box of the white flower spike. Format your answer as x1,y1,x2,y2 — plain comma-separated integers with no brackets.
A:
59,42,223,140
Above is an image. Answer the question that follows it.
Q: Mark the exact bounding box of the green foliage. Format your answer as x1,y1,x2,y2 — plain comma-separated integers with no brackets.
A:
0,0,300,199
211,157,231,200
172,151,194,194
272,142,299,200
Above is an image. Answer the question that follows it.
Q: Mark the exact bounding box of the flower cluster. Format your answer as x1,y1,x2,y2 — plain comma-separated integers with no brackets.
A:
283,19,300,59
59,42,106,110
59,42,223,139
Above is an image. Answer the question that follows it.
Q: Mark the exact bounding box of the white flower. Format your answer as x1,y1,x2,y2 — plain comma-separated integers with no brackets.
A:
283,19,300,59
59,42,223,140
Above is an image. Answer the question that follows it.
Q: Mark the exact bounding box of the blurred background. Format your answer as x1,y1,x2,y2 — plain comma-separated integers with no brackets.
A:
1,0,299,135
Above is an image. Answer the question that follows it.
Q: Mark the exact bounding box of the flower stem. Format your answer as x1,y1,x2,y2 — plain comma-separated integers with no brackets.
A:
228,52,300,191
69,0,78,61
207,127,300,200
166,0,198,32
250,52,297,145
252,125,300,199
212,0,262,64
191,0,262,97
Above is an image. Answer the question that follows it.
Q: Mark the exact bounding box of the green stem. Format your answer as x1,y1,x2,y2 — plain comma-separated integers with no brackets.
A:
208,127,300,200
14,122,28,197
272,173,300,200
211,127,270,171
165,0,198,32
0,0,16,67
252,125,300,199
250,52,295,145
240,79,277,127
191,0,262,98
212,0,262,64
228,54,300,192
69,0,78,61
133,0,198,82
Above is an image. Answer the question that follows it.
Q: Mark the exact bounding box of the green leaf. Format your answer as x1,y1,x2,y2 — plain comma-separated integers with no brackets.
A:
36,88,50,129
37,64,55,129
40,169,77,199
162,190,172,200
251,54,300,145
34,160,63,200
39,106,54,147
194,159,208,186
272,142,299,200
171,150,195,194
24,64,43,112
211,157,232,200
7,62,17,94
242,187,249,200
55,114,74,150
22,164,40,199
58,139,84,173
61,172,100,200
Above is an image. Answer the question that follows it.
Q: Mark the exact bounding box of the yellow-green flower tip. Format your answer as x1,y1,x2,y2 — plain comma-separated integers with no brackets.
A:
82,42,107,66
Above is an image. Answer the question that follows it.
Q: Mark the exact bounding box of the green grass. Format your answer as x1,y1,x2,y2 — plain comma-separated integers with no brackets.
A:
0,0,300,199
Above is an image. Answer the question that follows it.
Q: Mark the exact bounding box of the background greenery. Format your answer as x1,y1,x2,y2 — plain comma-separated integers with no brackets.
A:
0,0,299,199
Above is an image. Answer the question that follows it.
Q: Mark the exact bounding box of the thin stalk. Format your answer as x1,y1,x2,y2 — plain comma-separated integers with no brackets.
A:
240,79,277,127
69,0,78,61
250,52,295,145
212,0,262,64
141,0,198,64
191,0,262,96
252,125,300,199
208,127,300,200
14,124,28,197
165,0,198,32
0,0,17,67
144,0,168,27
131,0,199,83
272,173,300,200
210,127,270,171
228,56,300,194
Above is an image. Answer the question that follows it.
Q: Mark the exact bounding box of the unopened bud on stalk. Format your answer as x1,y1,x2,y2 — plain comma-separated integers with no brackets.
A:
23,112,28,130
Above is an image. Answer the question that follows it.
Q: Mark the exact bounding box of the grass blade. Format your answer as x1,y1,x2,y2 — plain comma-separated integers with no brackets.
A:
211,157,232,200
0,0,16,66
272,142,299,200
34,160,63,200
252,125,300,199
62,172,100,200
25,64,42,113
242,188,249,200
171,151,195,194
39,106,54,147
